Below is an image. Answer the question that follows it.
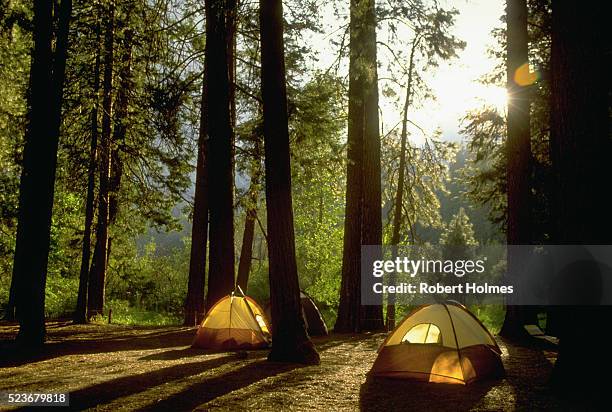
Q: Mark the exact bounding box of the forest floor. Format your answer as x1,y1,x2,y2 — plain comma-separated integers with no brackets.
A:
0,321,570,411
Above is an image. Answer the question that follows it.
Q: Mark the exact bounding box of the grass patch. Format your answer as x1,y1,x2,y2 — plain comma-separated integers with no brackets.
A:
91,300,181,326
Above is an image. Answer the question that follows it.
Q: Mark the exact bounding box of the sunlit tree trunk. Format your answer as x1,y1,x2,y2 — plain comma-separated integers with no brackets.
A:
205,0,235,309
386,38,418,330
259,0,319,364
499,0,532,340
335,0,367,334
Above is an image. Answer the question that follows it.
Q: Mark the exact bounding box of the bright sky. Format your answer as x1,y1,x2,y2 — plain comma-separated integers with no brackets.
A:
309,0,506,143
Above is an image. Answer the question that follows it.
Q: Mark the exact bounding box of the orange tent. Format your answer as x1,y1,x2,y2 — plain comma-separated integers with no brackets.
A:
192,292,271,350
370,302,504,384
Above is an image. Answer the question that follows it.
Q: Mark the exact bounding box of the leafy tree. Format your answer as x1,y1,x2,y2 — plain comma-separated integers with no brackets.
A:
439,207,478,302
383,4,464,328
0,0,30,320
440,208,478,249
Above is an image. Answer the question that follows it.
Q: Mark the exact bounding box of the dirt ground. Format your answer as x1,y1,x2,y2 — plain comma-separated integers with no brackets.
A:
0,322,566,411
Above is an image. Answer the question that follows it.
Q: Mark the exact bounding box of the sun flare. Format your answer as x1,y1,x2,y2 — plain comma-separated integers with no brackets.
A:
430,75,508,119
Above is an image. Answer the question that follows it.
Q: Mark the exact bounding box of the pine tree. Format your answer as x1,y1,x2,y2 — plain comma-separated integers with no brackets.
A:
204,0,236,309
12,0,72,347
259,0,319,364
499,0,533,340
336,0,383,333
87,2,115,318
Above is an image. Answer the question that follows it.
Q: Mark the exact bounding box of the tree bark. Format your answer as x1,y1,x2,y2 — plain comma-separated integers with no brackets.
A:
386,38,418,331
236,158,261,292
499,0,533,340
335,0,367,334
12,0,72,347
87,3,114,318
107,10,132,230
74,11,102,324
549,1,611,398
359,0,383,331
184,78,210,325
259,0,319,364
336,0,384,332
204,0,236,310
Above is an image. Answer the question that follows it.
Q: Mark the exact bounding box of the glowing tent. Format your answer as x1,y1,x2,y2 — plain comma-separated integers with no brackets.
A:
192,292,271,350
370,302,504,384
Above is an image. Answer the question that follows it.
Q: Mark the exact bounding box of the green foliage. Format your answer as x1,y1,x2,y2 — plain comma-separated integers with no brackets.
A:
92,299,181,326
460,1,553,241
45,275,79,318
469,304,505,335
106,237,189,315
382,133,457,244
0,0,30,287
290,74,346,313
440,207,478,248
460,107,507,228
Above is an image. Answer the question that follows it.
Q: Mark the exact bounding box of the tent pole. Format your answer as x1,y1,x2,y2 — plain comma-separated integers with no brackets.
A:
443,303,466,382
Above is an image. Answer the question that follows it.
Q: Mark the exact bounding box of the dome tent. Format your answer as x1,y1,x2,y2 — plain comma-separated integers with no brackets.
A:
192,289,271,350
299,291,328,336
370,302,504,384
265,291,328,336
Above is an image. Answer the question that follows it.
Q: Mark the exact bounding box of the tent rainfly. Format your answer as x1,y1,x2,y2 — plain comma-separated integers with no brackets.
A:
300,291,328,336
192,292,271,350
370,302,504,384
265,291,328,336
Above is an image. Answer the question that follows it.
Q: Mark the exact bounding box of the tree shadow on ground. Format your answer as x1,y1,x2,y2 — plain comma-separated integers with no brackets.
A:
138,360,301,411
139,347,269,361
313,332,384,352
22,355,237,411
500,337,564,410
359,376,497,412
0,327,196,367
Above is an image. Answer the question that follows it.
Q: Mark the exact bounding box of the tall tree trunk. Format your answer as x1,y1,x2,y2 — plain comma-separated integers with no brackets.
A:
236,156,261,292
74,12,102,324
12,0,72,347
335,0,367,334
88,3,114,318
108,15,133,227
204,0,236,309
259,0,319,364
359,0,383,331
184,79,210,325
227,0,237,139
549,1,611,398
386,38,418,330
499,0,532,340
5,268,16,320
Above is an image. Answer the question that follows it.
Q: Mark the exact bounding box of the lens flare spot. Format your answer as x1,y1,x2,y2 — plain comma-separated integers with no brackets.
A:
514,63,538,86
